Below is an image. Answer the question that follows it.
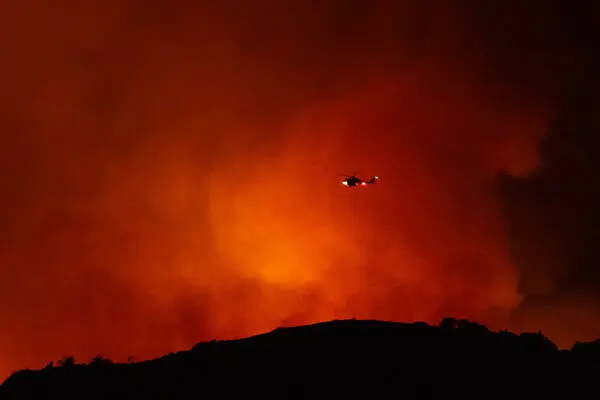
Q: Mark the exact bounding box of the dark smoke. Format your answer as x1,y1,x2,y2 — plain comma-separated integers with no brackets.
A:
497,1,600,346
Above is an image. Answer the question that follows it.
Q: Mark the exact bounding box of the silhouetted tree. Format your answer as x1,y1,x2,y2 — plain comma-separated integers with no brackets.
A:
57,356,75,368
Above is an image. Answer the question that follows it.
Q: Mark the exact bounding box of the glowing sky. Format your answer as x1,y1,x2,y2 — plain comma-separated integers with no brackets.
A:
1,0,598,381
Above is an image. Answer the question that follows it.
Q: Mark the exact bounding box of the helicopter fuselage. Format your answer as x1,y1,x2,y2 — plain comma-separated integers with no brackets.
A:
342,177,361,186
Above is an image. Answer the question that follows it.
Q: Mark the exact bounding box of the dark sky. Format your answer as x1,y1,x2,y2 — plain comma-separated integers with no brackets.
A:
0,0,599,380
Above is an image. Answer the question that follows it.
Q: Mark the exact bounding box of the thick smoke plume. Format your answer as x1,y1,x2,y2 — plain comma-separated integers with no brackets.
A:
0,0,597,379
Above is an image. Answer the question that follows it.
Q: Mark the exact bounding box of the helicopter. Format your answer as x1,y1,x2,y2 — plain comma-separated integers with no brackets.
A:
340,173,379,187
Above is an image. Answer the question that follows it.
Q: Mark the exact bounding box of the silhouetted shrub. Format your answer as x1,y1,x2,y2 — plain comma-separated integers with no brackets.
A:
89,356,113,367
440,317,457,329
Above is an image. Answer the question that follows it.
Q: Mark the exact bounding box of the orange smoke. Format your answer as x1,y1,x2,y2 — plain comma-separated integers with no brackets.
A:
0,0,589,381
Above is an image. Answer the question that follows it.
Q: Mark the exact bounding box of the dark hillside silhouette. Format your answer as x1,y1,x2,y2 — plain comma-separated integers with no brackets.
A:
1,318,600,399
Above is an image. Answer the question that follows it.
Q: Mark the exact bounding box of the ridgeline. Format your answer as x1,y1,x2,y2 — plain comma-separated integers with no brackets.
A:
2,318,600,399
